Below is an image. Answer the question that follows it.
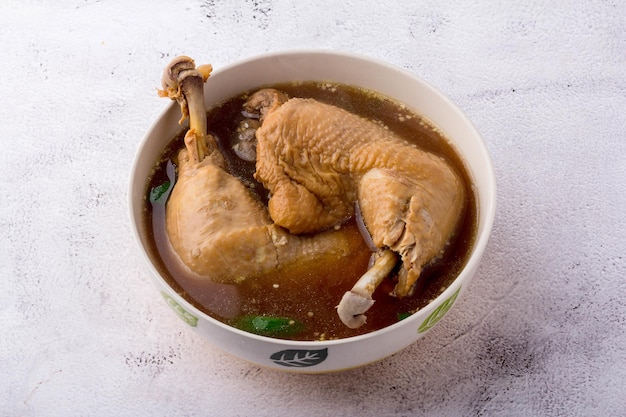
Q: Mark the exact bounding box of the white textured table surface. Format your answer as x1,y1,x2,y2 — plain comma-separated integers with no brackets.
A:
1,1,625,416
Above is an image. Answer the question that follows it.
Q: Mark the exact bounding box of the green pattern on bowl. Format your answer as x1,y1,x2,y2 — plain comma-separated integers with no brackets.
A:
418,286,461,333
161,292,198,327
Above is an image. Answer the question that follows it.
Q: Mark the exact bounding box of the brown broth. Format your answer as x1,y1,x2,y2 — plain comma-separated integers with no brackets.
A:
144,81,477,341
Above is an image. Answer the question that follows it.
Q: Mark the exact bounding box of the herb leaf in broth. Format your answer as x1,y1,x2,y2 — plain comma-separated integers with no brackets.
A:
235,315,305,338
149,181,172,204
397,312,412,321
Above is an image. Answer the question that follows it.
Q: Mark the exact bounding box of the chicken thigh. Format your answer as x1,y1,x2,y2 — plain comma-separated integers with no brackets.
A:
246,89,466,326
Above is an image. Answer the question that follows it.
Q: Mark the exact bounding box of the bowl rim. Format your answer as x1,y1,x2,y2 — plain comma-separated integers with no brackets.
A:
129,48,497,347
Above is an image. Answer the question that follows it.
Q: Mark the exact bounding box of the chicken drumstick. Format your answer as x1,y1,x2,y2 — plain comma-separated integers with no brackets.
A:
158,57,366,287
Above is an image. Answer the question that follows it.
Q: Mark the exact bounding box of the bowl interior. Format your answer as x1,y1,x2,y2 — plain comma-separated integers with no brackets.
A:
129,50,495,351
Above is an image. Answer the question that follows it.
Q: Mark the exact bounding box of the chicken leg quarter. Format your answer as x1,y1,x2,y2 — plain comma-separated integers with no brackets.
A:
247,89,466,305
158,57,366,284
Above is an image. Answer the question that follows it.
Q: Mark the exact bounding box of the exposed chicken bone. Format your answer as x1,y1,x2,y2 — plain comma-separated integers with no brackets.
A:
158,56,216,164
337,250,398,328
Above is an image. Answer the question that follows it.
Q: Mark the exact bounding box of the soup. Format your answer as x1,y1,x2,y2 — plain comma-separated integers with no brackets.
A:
144,81,477,341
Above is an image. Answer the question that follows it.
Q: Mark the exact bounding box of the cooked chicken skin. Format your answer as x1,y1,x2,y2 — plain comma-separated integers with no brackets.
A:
249,90,466,297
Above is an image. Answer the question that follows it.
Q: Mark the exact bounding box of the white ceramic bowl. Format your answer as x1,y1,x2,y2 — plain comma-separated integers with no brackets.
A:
129,50,496,373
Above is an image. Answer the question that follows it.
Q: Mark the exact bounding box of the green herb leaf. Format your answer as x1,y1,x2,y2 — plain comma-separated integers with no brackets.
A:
235,315,304,338
149,181,171,204
397,312,412,321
